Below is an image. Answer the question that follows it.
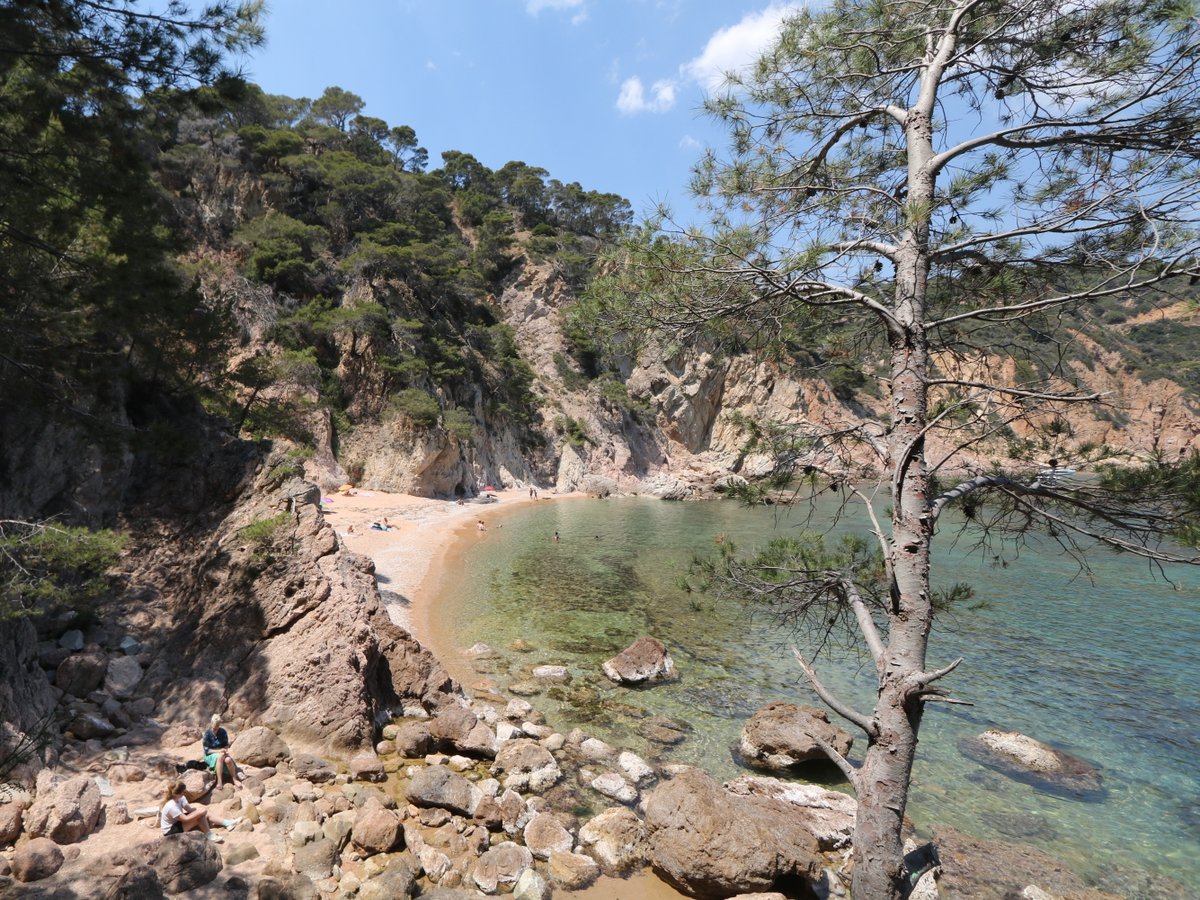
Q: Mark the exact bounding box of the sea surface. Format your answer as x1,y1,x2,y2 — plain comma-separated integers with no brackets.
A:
434,496,1200,895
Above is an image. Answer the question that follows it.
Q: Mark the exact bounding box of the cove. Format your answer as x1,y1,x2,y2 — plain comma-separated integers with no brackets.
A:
429,496,1200,895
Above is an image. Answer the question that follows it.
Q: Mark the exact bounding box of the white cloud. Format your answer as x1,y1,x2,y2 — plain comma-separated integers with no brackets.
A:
616,76,678,114
683,3,803,93
679,134,701,150
525,0,584,14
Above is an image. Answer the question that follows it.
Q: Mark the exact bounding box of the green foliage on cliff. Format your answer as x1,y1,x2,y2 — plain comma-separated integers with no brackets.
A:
0,522,128,621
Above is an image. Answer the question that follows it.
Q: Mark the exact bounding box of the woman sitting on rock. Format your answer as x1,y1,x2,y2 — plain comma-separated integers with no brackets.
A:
160,781,221,842
203,714,244,789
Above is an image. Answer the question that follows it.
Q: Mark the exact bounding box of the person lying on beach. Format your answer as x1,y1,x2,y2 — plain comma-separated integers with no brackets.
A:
160,780,221,842
203,714,244,789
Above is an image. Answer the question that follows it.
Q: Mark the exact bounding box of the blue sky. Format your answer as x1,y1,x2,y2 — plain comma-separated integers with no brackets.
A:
245,1,802,221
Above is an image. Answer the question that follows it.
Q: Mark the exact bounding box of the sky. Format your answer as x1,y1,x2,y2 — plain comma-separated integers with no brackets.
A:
244,1,803,222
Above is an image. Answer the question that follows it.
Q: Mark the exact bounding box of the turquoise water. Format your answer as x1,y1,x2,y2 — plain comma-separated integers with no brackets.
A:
436,497,1200,895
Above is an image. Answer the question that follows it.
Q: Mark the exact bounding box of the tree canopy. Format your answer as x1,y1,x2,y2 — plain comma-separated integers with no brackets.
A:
588,2,1200,897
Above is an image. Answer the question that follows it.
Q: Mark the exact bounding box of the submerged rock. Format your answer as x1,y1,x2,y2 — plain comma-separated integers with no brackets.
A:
601,636,676,685
960,729,1104,798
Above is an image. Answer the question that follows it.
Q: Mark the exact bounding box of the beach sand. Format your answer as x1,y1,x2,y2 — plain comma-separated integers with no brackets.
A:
323,487,688,900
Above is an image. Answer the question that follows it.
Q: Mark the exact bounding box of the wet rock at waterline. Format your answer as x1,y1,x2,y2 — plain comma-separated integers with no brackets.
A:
601,636,676,685
959,729,1104,799
738,701,854,771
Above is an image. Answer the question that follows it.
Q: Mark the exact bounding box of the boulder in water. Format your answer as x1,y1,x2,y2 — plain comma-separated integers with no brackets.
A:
601,636,676,685
738,701,854,771
959,729,1104,798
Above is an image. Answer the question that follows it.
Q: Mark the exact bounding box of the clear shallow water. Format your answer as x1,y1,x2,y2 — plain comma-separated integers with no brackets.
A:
437,497,1200,895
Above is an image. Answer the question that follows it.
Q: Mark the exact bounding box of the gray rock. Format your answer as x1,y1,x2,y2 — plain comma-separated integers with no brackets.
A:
349,752,385,783
254,872,319,900
68,711,116,740
291,752,335,784
292,837,338,880
225,842,261,866
406,766,480,816
119,636,142,656
104,654,144,699
126,697,156,719
106,864,163,899
144,832,223,893
390,721,433,757
58,630,85,651
358,855,417,900
491,739,561,793
960,729,1104,797
591,772,637,805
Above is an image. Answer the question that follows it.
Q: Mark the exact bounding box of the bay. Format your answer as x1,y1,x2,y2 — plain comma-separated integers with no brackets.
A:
435,496,1200,894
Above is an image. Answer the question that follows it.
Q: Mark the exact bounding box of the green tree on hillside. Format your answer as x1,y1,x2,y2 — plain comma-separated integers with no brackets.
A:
0,0,263,400
310,85,365,131
591,2,1200,897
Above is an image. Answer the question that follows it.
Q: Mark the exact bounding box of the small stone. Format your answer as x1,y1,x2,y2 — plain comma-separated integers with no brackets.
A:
106,800,131,826
59,630,85,651
531,665,570,682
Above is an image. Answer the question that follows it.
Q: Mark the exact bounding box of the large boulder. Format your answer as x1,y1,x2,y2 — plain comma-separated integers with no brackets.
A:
739,702,854,771
12,837,64,882
25,774,102,844
143,832,223,893
181,769,216,802
644,767,821,897
724,775,856,850
389,721,433,758
959,730,1104,797
54,650,109,697
230,725,291,767
291,752,335,783
406,765,481,816
578,807,648,875
105,654,144,699
601,636,676,685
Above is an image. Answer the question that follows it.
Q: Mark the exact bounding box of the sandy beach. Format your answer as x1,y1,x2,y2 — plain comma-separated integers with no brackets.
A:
322,487,688,900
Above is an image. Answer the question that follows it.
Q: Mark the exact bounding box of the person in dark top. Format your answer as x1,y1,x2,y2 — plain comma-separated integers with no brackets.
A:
203,714,244,788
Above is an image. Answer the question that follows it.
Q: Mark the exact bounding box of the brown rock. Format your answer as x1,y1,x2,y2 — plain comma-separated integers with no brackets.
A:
292,837,338,880
25,774,102,844
54,650,109,697
349,752,385,782
601,636,676,684
0,801,23,846
739,702,854,770
547,850,600,890
230,726,291,767
12,837,64,882
406,766,481,816
390,721,433,757
107,864,163,898
724,775,855,850
181,768,216,802
352,807,403,855
644,767,821,897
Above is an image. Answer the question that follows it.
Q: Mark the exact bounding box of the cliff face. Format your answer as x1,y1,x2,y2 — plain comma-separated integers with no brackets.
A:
322,257,1200,500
